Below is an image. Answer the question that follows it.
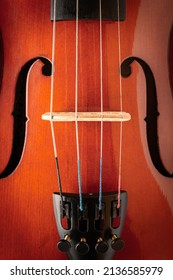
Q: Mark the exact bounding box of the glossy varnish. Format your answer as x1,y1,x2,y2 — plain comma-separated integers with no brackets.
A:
0,0,173,259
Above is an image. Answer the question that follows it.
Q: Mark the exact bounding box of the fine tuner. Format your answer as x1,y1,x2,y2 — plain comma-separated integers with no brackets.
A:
58,234,124,256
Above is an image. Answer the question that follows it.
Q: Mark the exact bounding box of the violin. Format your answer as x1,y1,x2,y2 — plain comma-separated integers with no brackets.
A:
0,0,173,260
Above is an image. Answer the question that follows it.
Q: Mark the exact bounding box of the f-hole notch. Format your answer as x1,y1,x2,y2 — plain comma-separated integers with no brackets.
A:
51,0,126,21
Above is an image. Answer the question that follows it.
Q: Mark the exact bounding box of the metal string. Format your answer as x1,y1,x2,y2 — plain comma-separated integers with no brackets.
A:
75,0,83,212
49,1,122,211
117,0,123,209
50,0,64,207
99,0,104,211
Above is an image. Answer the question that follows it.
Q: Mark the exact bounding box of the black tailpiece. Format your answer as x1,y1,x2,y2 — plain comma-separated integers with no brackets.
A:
53,191,127,260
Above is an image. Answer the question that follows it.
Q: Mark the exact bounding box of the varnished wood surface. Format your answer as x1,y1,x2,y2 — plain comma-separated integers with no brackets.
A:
0,0,173,259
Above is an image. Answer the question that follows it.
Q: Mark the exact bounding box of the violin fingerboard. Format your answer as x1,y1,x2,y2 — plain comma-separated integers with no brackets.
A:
51,0,126,21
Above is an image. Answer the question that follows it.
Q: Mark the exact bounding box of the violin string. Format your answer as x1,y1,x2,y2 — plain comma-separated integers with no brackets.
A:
99,0,103,211
117,0,123,209
50,0,64,207
75,0,83,212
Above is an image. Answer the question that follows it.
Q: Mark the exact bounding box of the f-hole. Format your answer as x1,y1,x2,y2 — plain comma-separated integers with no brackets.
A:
121,56,173,178
0,57,52,178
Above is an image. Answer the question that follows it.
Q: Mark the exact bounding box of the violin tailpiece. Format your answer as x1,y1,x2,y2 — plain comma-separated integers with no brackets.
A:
53,191,127,260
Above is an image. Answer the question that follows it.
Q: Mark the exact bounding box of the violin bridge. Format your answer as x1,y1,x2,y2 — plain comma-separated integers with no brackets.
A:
42,111,131,122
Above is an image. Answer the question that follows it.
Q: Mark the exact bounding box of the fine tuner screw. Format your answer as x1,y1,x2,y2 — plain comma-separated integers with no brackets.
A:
111,234,125,251
57,235,71,252
75,238,90,255
95,237,109,254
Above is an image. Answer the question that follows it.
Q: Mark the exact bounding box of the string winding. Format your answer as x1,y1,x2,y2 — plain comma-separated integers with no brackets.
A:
99,0,123,210
117,0,123,209
75,0,83,212
99,0,103,211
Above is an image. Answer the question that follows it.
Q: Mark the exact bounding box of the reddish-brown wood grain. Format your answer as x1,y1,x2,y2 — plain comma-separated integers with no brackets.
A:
0,0,173,259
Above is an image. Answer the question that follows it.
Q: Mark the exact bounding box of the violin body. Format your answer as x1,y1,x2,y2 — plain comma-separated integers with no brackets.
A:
0,0,173,259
